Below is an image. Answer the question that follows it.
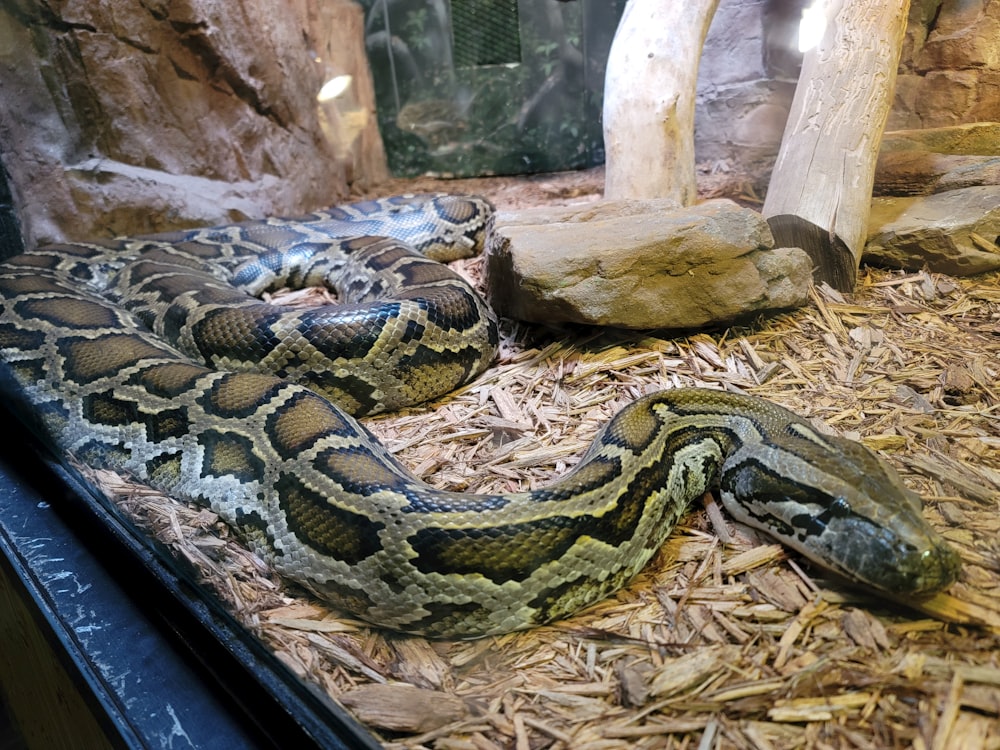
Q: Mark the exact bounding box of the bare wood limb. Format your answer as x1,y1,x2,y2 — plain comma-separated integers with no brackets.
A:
602,0,720,203
762,0,910,291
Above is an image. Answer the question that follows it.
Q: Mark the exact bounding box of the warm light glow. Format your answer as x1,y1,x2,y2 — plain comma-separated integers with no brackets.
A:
798,0,827,53
317,75,353,102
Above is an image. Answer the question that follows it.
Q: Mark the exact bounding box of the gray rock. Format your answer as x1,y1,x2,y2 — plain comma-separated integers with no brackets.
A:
485,199,812,330
875,151,1000,197
865,186,1000,276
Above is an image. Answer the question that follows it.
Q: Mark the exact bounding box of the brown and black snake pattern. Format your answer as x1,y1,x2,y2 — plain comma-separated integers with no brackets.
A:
0,194,960,637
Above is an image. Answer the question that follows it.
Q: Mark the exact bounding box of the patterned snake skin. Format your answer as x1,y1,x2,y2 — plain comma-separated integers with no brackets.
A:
0,194,960,638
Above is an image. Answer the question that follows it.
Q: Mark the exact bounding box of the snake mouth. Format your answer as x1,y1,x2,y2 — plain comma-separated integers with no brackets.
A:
851,538,962,597
907,542,962,595
781,508,964,599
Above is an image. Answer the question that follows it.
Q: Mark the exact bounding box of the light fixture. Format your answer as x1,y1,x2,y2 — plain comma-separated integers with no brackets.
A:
317,75,353,102
798,0,827,53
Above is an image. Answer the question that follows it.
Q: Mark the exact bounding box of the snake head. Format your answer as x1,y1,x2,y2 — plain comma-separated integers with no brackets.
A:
720,432,961,596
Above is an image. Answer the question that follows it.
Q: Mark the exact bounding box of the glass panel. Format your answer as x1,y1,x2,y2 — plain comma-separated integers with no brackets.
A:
361,0,626,177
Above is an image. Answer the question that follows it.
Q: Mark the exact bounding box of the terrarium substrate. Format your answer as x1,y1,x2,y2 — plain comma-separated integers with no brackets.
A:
84,171,999,750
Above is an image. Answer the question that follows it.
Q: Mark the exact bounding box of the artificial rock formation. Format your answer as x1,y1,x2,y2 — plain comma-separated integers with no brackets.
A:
875,151,1000,197
890,0,1000,131
0,0,386,250
875,122,1000,196
865,187,1000,276
865,122,1000,275
485,200,811,331
695,0,1000,195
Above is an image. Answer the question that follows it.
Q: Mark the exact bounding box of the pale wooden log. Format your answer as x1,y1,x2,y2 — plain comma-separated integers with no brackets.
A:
762,0,910,291
602,0,720,204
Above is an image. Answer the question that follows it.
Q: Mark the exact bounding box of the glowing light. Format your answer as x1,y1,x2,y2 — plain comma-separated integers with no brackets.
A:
798,1,827,53
317,75,353,102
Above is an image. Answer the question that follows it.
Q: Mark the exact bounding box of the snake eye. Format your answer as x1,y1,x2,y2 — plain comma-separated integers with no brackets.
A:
829,496,851,517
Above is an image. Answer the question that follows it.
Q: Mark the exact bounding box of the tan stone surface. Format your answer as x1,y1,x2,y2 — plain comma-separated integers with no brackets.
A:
0,0,386,248
485,199,811,330
865,186,1000,275
880,123,1000,156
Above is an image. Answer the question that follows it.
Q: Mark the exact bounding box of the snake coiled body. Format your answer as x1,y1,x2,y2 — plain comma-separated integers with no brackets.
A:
0,194,960,637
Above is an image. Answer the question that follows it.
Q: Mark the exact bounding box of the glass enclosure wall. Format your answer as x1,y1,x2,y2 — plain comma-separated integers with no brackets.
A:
361,0,626,177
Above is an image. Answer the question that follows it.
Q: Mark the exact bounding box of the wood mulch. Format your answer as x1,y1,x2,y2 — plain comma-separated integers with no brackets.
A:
89,167,999,749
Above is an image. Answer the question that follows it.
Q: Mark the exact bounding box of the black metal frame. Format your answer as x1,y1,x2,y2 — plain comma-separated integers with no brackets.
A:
0,408,382,750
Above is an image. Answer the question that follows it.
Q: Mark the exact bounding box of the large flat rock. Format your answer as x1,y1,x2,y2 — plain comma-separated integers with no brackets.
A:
880,123,1000,156
865,186,1000,276
485,199,811,330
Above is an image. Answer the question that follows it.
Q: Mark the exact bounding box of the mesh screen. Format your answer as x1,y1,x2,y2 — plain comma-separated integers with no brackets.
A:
451,0,521,67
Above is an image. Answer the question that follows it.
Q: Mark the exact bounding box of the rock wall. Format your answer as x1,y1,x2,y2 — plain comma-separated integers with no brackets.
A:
695,0,798,187
1,0,995,253
0,0,387,250
695,0,1000,188
891,0,1000,129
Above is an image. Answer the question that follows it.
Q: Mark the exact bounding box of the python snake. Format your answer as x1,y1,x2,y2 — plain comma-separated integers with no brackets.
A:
0,194,960,638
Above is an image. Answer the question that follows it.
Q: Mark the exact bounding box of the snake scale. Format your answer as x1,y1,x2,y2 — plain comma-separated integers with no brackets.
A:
0,194,960,638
